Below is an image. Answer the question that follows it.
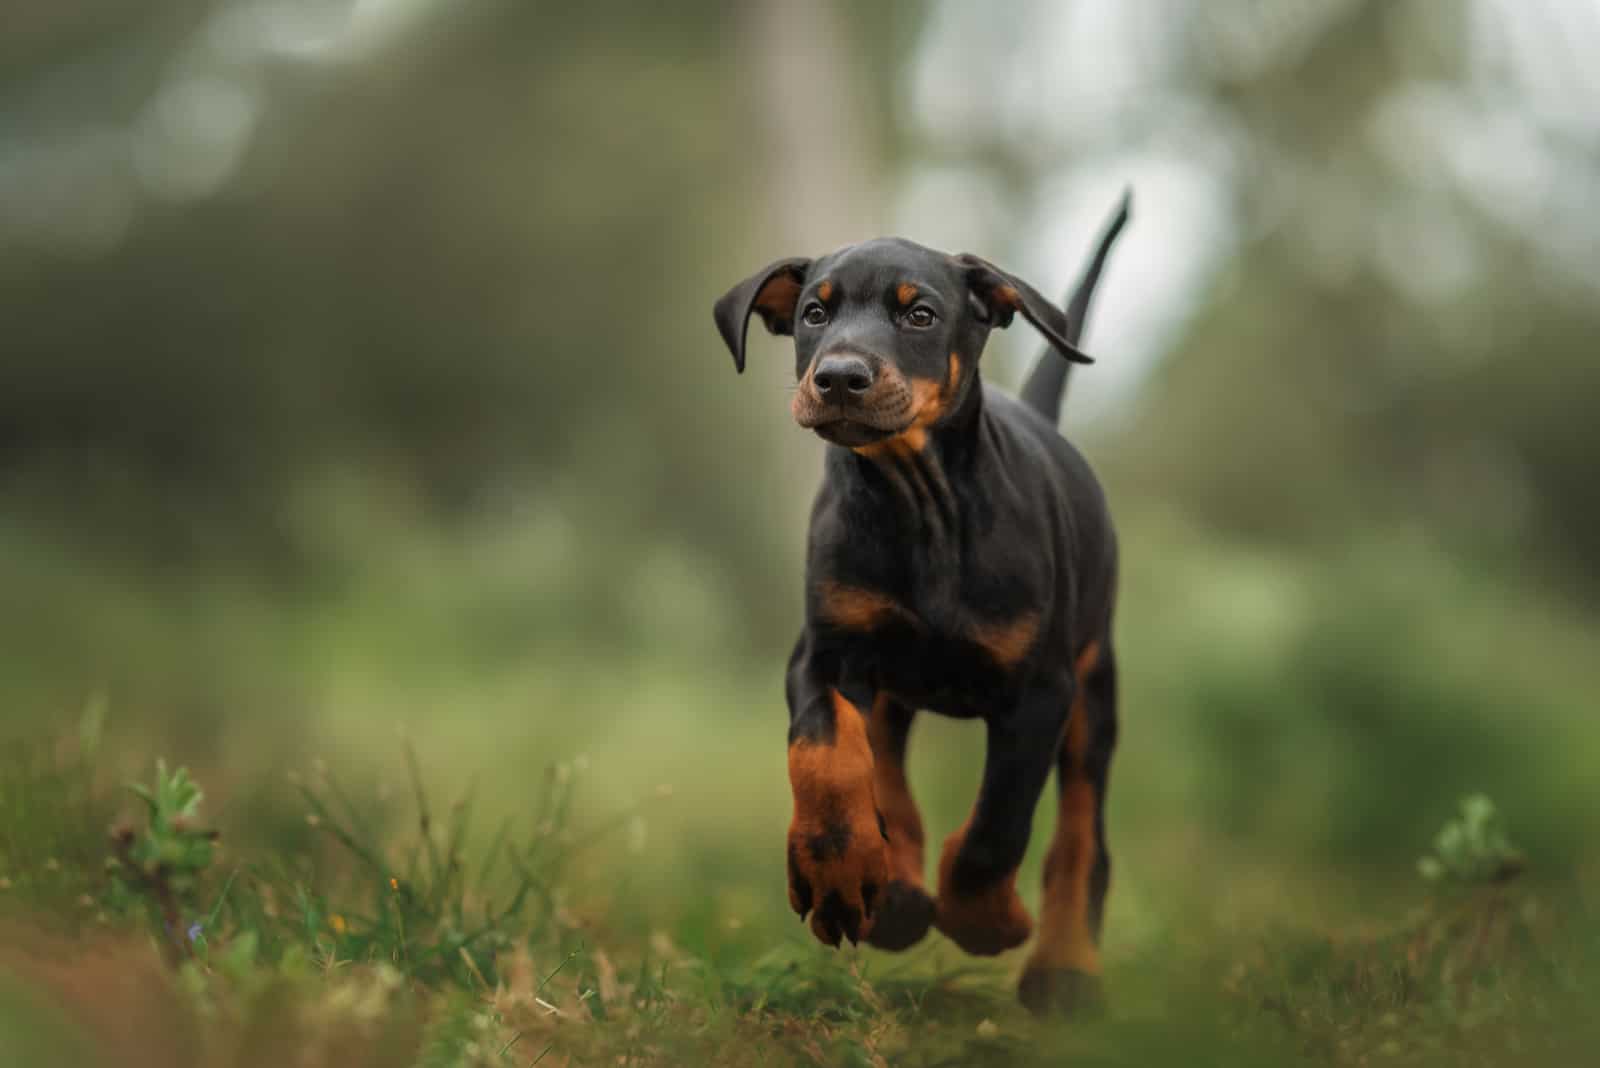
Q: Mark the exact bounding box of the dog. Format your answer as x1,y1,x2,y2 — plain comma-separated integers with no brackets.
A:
712,194,1130,1014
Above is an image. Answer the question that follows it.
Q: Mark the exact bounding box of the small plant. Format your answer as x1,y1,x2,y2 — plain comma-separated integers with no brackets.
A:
283,741,600,992
1417,794,1525,886
108,759,219,957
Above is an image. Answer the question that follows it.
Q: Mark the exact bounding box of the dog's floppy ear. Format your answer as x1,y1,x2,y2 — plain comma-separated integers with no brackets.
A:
712,257,813,373
955,254,1093,364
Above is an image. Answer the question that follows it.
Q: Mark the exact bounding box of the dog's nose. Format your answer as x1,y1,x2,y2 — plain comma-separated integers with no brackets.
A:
812,355,874,398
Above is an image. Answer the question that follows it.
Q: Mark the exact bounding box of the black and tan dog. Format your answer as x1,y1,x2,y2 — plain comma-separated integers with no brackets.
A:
712,195,1130,1014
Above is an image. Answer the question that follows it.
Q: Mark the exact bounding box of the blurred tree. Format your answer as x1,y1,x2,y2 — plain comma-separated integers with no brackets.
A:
0,0,924,649
7,0,1594,641
1124,2,1600,595
899,0,1599,598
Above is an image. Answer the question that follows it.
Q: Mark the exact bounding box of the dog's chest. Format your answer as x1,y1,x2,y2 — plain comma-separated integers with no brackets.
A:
871,601,1039,715
815,550,1047,714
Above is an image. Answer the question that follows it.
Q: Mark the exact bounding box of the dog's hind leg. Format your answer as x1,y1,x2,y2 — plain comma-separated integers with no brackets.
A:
1019,640,1118,1015
863,697,936,950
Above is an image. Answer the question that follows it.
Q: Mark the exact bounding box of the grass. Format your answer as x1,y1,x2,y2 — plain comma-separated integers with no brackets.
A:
3,509,1598,1065
2,710,1595,1068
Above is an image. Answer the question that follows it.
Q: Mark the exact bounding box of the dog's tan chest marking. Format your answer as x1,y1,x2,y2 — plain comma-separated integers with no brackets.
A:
968,613,1042,668
816,582,913,631
818,581,1042,673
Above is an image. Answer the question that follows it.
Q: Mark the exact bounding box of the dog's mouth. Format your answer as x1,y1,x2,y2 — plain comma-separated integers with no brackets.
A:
793,398,913,446
792,374,915,446
809,419,900,447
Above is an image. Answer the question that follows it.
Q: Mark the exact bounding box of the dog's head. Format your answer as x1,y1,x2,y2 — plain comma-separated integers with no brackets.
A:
714,238,1090,447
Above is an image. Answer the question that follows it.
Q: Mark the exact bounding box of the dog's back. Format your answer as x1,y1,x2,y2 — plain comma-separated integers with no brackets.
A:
979,384,1118,645
969,191,1131,645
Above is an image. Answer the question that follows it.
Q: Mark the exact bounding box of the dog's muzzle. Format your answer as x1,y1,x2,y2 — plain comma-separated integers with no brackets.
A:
793,354,915,445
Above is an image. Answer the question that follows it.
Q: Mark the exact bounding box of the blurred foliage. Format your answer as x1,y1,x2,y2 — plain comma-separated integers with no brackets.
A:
1122,3,1600,599
2,0,1596,949
2,1,1599,1062
3,0,1595,639
1,0,921,652
1417,795,1525,886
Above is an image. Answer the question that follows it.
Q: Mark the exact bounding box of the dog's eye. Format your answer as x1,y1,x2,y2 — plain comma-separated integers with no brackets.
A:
801,302,829,327
903,305,937,329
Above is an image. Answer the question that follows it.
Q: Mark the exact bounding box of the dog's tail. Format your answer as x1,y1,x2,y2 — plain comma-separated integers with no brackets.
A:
1020,189,1132,426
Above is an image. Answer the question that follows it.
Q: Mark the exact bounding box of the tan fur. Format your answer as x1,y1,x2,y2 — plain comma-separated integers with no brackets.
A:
753,273,803,319
970,613,1041,668
865,695,925,888
1025,641,1104,975
851,352,961,459
934,818,1033,955
787,691,891,944
817,581,908,630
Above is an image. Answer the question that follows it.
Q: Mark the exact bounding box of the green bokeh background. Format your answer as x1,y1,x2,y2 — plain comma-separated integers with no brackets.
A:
3,2,1597,1056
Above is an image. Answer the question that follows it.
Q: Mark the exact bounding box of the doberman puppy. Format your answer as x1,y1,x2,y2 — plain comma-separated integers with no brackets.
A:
712,194,1130,1014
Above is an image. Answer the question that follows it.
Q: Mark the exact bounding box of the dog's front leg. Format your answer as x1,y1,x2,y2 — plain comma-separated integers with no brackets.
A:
935,681,1069,955
862,696,936,951
784,641,891,947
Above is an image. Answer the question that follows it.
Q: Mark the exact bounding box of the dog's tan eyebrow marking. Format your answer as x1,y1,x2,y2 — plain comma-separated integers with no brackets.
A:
817,280,834,302
896,283,918,306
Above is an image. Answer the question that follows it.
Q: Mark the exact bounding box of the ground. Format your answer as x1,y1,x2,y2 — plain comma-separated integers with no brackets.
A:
2,515,1597,1066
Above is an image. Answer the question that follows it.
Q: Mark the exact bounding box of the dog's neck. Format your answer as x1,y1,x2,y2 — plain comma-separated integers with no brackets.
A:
839,370,987,559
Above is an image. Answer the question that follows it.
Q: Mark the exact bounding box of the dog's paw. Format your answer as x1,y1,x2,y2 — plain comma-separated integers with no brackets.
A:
1017,966,1105,1017
864,879,936,951
934,825,1033,955
786,808,891,947
935,881,1033,955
